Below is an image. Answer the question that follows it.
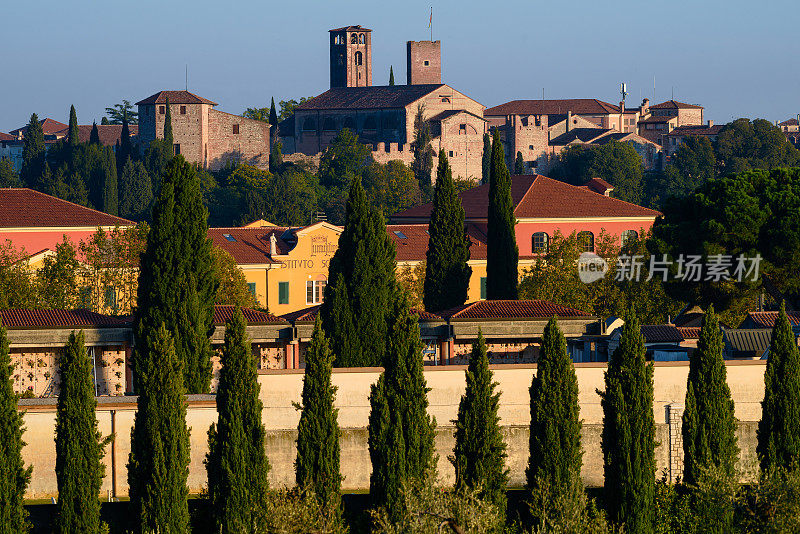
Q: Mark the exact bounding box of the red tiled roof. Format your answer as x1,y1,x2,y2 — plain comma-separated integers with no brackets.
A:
650,100,703,110
329,25,371,32
744,311,800,329
0,189,134,228
585,177,614,194
297,84,446,111
641,324,684,344
135,90,217,106
9,118,69,137
51,125,139,147
484,99,621,117
779,118,799,127
550,128,612,145
666,125,723,137
213,305,285,325
392,175,660,221
439,300,591,320
677,327,701,339
414,309,443,321
0,132,13,141
0,309,130,329
389,223,488,261
281,305,321,323
208,227,294,264
638,115,678,124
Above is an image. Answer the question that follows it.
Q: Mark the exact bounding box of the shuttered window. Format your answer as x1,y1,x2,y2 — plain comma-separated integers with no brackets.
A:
278,282,289,304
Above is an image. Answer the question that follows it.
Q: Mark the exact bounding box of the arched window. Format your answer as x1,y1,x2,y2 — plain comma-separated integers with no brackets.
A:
343,117,355,130
322,118,336,132
334,34,344,45
532,232,549,253
302,118,316,132
577,231,595,253
354,51,363,66
359,33,366,44
350,33,358,44
621,229,639,247
363,116,377,131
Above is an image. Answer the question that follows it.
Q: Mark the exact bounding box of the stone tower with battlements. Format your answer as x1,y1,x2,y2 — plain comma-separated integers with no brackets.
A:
407,40,441,85
329,25,372,88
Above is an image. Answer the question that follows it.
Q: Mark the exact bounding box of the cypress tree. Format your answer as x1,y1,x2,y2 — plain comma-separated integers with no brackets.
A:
481,132,491,185
515,151,525,174
682,305,738,487
527,318,582,494
486,129,519,300
128,324,190,534
757,302,800,472
600,313,656,533
389,65,395,86
320,176,396,367
89,122,100,145
452,332,508,511
206,307,270,533
0,320,32,533
424,150,471,312
295,318,342,509
102,147,118,216
119,159,153,221
21,113,46,189
410,105,435,196
54,331,107,534
369,290,436,520
117,115,132,174
67,105,79,147
269,97,278,128
163,98,174,148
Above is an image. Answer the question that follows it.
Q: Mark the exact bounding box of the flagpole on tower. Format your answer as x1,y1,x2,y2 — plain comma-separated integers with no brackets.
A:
429,6,433,41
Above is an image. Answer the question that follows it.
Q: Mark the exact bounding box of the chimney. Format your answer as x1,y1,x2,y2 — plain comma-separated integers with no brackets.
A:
269,234,277,256
707,119,714,127
566,110,572,132
619,101,625,113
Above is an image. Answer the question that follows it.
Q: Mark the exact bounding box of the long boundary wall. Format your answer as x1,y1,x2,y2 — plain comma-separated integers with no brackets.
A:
19,361,766,499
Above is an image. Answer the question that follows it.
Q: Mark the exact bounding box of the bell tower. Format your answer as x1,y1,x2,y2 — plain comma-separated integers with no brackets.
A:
329,25,372,88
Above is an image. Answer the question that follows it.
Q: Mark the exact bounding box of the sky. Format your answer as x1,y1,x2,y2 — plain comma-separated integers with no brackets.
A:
1,0,799,131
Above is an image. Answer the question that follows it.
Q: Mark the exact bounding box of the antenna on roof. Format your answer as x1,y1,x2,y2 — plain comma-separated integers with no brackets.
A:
671,86,674,100
619,82,628,104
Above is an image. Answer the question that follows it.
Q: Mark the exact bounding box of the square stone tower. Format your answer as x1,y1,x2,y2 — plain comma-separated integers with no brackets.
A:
329,25,372,88
407,40,441,85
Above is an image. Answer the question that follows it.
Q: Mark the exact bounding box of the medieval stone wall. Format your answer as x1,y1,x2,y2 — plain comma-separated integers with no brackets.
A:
206,109,270,171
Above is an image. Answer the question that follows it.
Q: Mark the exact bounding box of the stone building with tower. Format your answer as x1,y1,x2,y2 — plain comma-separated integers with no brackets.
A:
283,25,486,182
136,90,270,171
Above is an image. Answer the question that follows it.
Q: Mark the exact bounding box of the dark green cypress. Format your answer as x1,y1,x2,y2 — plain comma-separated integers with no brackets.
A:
481,133,491,185
89,122,100,145
295,318,342,509
411,105,435,196
424,150,471,312
515,151,525,175
527,318,583,494
135,156,218,392
0,320,32,533
269,97,278,128
68,105,79,147
163,98,174,148
21,113,46,189
320,176,396,367
128,324,190,534
117,115,132,174
452,332,508,511
389,66,395,86
682,305,739,487
757,302,800,472
54,331,106,534
119,159,153,221
206,307,270,533
369,290,436,520
486,129,518,300
600,313,656,533
102,147,118,216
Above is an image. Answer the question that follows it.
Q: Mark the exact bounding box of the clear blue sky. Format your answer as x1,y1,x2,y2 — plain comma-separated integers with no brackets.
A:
2,0,798,131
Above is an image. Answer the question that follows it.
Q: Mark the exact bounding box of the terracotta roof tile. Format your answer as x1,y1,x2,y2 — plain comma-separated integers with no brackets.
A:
280,305,321,323
296,84,446,111
51,125,139,147
550,128,612,145
389,223,488,261
414,309,443,320
676,326,701,339
0,189,134,228
779,118,799,126
743,311,800,329
208,227,294,264
641,324,684,343
650,100,703,110
666,125,723,137
484,99,621,117
135,90,217,106
0,309,130,329
0,132,14,141
329,25,372,32
213,305,286,325
9,118,69,137
439,300,591,320
638,115,678,124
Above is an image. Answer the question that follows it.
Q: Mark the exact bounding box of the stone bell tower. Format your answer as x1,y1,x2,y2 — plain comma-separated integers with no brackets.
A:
329,25,372,88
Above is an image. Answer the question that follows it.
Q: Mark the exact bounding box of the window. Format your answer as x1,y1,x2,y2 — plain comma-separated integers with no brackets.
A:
393,230,407,239
278,282,289,305
529,145,534,150
223,233,236,242
459,123,467,133
159,106,165,114
79,287,92,308
480,277,487,300
350,33,358,44
180,106,186,115
322,118,336,131
247,282,256,296
532,232,549,253
577,231,595,252
306,280,326,304
338,54,344,66
646,124,654,130
302,118,316,131
448,150,454,157
358,33,366,44
441,97,451,103
232,124,240,134
424,60,430,66
104,287,116,310
621,229,639,247
355,51,363,66
173,144,180,155
334,34,344,45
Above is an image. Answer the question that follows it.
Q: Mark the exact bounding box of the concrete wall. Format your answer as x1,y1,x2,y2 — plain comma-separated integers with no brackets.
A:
19,361,767,499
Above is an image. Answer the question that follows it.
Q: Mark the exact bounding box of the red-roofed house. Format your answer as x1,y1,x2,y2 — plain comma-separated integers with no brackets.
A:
637,100,705,145
51,124,139,147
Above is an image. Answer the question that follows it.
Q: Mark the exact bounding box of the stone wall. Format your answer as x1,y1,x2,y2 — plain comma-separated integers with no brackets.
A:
207,109,270,171
18,361,766,499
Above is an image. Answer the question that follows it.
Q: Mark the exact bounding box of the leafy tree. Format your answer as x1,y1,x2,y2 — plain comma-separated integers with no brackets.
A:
67,105,79,148
206,307,270,533
515,151,524,174
0,158,21,188
481,133,491,185
135,156,218,393
88,122,100,145
389,65,395,86
0,241,37,310
163,98,174,147
118,158,153,221
54,331,108,534
682,305,739,489
486,129,518,299
757,302,800,472
242,107,269,122
662,135,716,199
278,97,311,122
128,324,190,534
423,150,471,312
104,100,138,124
552,140,644,204
396,260,426,310
295,318,342,511
599,312,656,533
37,237,79,309
369,290,436,522
100,117,109,125
21,113,46,188
318,128,372,188
363,160,421,217
527,319,582,507
716,118,800,175
0,319,32,533
320,176,396,367
410,105,435,197
211,247,257,309
452,332,508,511
260,170,317,226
